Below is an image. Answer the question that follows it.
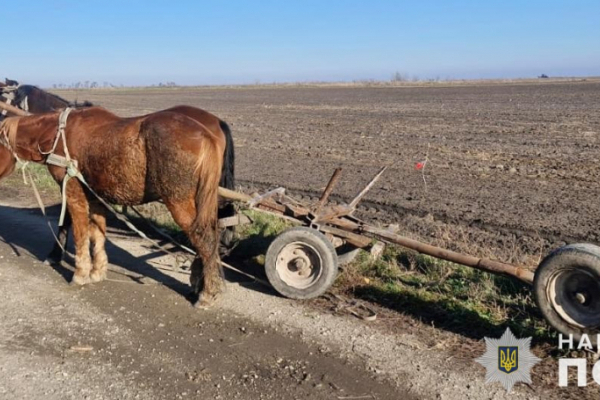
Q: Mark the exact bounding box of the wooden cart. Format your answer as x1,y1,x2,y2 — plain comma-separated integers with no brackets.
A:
219,167,600,344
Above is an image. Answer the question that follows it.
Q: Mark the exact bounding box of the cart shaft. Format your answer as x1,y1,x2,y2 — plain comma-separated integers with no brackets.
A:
360,224,534,285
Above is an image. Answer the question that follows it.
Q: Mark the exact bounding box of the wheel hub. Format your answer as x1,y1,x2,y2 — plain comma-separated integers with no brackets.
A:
575,292,588,305
276,242,323,289
548,268,600,329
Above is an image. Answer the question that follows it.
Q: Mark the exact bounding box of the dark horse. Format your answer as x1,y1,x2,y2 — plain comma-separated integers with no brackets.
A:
1,78,92,116
1,108,225,306
0,79,236,262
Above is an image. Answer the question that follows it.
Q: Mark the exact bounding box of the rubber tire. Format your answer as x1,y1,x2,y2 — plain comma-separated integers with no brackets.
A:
219,227,238,257
533,243,600,345
337,245,361,266
265,227,339,300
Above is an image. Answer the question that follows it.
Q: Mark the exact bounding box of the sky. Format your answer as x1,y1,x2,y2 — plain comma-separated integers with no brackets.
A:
3,0,600,87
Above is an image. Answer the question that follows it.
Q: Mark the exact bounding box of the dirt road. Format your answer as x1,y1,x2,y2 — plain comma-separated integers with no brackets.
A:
0,199,408,399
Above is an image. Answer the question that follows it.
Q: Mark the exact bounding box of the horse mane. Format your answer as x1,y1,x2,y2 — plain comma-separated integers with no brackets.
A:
0,117,20,150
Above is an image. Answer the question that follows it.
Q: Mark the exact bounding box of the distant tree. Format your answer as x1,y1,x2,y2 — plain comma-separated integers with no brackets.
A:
391,71,409,82
538,74,549,79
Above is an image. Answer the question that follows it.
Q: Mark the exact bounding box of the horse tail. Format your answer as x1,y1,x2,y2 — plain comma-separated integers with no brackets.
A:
192,132,224,239
218,119,235,190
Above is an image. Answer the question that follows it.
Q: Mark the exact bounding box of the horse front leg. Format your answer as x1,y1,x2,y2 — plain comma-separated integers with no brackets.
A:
89,203,108,283
65,181,92,285
45,212,71,264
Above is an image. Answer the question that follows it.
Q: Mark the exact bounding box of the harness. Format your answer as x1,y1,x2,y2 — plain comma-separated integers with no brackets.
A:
41,107,83,226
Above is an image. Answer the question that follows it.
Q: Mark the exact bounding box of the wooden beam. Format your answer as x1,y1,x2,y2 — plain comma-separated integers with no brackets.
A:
0,101,29,116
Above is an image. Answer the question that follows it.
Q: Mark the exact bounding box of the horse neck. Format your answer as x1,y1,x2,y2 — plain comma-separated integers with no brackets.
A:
9,114,60,162
28,89,70,113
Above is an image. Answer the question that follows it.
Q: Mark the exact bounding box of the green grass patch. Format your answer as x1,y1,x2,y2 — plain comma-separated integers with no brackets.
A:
339,244,551,342
4,162,59,191
232,210,292,269
238,210,291,238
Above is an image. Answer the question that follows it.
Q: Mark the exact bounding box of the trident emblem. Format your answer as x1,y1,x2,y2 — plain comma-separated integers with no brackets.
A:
498,346,518,373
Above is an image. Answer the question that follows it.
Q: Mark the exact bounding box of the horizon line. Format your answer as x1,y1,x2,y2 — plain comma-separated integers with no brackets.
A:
43,75,600,90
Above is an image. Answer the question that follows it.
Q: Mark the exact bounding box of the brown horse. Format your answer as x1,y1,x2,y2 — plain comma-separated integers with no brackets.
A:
0,107,225,306
0,81,236,263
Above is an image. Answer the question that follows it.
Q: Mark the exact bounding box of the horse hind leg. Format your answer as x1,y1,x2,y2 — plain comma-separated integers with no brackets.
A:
164,199,222,307
89,205,108,283
189,217,222,308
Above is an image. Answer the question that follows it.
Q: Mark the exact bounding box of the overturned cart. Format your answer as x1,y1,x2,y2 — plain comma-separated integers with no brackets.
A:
220,167,600,342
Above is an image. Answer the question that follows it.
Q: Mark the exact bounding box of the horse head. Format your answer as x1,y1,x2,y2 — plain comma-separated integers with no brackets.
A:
4,78,19,86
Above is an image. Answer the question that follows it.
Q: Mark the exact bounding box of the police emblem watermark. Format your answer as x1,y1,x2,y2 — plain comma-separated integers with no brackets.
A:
476,328,541,392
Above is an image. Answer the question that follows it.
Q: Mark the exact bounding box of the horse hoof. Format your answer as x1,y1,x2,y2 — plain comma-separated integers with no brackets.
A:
70,273,91,286
90,270,107,283
44,253,63,266
193,293,218,309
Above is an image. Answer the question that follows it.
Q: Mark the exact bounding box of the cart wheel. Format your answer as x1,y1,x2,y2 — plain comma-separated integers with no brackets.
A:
534,244,600,344
265,227,338,299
